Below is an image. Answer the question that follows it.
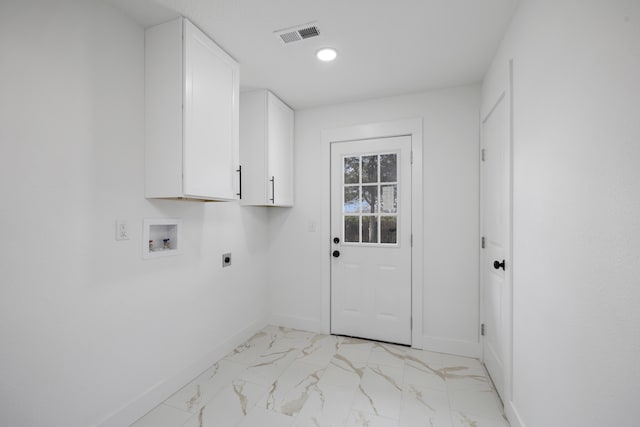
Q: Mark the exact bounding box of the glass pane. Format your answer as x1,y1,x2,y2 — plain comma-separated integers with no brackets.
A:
381,217,397,244
344,187,359,213
380,185,397,213
380,154,397,182
361,185,378,213
362,216,378,243
344,157,359,184
344,216,360,242
362,155,378,183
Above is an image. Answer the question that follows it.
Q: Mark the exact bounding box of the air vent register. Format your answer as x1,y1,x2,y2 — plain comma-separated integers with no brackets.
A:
274,22,320,45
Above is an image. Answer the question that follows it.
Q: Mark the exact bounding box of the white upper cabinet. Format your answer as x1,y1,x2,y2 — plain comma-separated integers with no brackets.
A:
145,17,240,201
240,90,294,207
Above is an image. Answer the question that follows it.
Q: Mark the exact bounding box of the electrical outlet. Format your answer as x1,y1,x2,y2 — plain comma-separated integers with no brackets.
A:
222,253,232,267
116,220,130,241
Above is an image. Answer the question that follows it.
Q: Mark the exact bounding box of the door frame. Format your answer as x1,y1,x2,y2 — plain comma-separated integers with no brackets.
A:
320,118,424,348
480,59,514,409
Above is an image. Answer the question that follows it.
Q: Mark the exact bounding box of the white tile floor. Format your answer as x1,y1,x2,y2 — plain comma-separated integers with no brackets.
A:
132,326,509,427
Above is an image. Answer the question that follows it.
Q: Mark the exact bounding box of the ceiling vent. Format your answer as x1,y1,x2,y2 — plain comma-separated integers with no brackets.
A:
274,22,320,45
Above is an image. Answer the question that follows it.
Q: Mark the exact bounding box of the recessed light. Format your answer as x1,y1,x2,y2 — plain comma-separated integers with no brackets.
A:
316,47,337,62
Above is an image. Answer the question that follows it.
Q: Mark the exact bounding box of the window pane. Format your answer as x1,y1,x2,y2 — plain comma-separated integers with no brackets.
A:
344,187,359,213
345,216,359,242
362,216,378,243
380,154,397,182
344,157,359,184
381,217,397,244
380,185,397,213
361,185,378,213
362,155,378,183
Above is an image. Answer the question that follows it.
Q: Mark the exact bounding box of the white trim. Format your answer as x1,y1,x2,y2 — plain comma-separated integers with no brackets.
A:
95,317,268,427
479,58,514,411
320,118,424,348
506,57,516,422
270,314,323,333
421,335,481,358
505,400,526,427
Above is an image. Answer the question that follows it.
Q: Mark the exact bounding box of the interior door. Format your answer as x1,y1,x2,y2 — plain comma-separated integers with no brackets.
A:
481,92,510,400
330,136,412,345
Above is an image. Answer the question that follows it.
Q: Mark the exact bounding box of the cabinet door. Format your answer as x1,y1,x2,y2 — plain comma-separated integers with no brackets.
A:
267,93,294,206
183,20,239,200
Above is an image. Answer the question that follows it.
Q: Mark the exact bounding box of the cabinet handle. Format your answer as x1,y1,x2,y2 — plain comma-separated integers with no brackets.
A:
236,165,242,199
270,176,275,204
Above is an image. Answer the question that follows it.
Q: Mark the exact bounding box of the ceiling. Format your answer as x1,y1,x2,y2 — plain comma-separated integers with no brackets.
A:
107,0,520,109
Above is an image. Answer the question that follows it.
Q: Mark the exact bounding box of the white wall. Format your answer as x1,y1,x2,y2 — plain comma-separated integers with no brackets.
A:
0,1,269,426
269,86,482,355
483,1,640,425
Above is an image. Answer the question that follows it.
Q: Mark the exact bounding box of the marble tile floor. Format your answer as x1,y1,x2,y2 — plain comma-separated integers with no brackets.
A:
131,326,509,427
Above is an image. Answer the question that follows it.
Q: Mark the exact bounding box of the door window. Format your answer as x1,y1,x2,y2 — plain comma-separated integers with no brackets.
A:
342,153,399,245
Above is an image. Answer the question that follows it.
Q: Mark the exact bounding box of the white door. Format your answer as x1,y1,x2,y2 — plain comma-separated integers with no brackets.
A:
481,92,511,400
330,136,412,345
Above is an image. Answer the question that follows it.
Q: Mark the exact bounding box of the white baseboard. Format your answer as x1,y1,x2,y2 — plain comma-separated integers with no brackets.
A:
95,317,268,427
505,400,526,427
269,313,322,334
421,335,481,358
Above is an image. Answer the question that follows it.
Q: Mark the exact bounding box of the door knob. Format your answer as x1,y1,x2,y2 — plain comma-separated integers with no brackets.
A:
332,250,340,258
493,260,505,270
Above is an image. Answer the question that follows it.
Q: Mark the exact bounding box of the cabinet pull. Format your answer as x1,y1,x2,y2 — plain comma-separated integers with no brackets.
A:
270,176,275,204
236,165,242,199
